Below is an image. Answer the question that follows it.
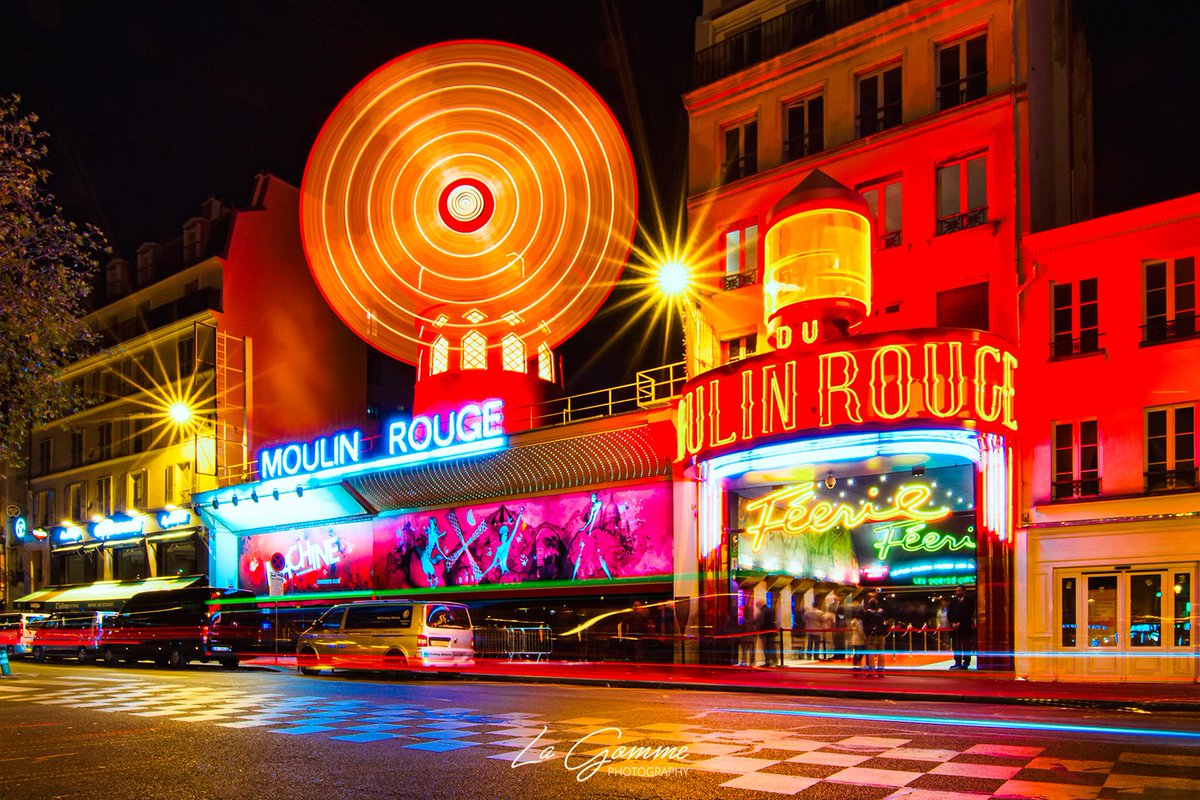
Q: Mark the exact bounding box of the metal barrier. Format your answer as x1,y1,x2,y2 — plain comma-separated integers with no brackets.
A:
475,626,553,661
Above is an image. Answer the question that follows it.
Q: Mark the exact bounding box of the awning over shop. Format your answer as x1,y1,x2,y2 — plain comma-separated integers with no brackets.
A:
13,575,204,606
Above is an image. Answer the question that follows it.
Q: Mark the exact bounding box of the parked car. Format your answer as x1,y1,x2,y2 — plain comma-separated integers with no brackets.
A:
0,612,49,657
100,587,256,669
296,601,474,675
31,611,117,663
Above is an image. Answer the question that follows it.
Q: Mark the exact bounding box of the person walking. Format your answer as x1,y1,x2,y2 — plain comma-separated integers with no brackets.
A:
862,590,887,675
948,584,977,670
850,603,867,670
755,600,775,667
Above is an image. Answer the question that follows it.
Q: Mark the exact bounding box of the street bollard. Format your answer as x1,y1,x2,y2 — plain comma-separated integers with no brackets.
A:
0,647,11,677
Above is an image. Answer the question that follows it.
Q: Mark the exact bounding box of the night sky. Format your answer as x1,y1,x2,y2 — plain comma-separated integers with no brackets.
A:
3,1,1199,393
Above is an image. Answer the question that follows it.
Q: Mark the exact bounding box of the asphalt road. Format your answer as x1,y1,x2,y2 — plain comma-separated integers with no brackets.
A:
1,661,1198,800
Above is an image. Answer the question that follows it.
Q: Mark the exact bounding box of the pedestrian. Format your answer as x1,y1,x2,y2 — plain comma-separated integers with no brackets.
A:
803,601,824,660
862,590,887,675
850,604,866,670
831,591,848,660
630,601,655,662
755,599,775,667
936,598,951,651
737,606,755,667
948,584,977,670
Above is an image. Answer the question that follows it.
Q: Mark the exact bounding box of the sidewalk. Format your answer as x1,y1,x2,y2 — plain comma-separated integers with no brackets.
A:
243,654,1200,711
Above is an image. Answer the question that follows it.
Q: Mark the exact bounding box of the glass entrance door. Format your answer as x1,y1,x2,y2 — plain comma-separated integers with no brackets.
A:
1056,564,1196,681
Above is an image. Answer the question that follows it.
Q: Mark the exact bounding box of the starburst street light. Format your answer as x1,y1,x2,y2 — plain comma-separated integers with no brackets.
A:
656,259,691,298
168,402,192,425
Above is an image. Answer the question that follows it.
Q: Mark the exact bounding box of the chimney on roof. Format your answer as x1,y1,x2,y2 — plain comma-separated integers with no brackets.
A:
106,258,132,300
200,196,224,220
135,242,162,286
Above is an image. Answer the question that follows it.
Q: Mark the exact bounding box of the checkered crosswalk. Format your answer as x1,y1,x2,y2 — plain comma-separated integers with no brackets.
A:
2,675,1197,798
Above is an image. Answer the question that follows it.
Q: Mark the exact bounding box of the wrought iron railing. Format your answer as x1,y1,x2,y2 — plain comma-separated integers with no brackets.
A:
1145,467,1198,494
783,131,823,162
721,153,758,184
692,0,907,87
855,100,902,137
937,71,988,110
1052,477,1101,501
876,230,902,251
1050,331,1101,358
936,206,989,236
1142,313,1198,345
723,270,758,291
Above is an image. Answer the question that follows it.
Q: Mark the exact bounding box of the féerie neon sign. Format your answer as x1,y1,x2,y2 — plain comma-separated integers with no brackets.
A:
676,329,1016,461
743,482,950,552
259,399,505,480
871,520,974,560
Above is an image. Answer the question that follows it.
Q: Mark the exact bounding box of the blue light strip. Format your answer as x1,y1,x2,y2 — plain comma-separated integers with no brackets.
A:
720,707,1200,741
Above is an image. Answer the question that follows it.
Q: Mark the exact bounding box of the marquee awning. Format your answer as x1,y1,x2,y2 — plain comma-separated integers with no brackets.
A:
13,575,204,606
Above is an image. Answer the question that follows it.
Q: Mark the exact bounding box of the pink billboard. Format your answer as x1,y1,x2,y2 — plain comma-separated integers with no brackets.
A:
239,522,374,595
372,483,673,590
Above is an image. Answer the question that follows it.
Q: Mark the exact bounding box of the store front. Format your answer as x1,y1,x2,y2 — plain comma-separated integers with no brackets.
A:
678,328,1018,669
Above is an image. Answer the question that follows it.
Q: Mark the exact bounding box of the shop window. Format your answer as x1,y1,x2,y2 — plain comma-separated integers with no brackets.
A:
937,33,987,110
113,545,148,581
537,343,555,382
1143,257,1196,344
430,335,449,375
37,437,52,476
856,64,902,136
177,335,195,378
129,470,148,511
1087,575,1118,647
1060,577,1077,647
67,482,86,522
723,222,759,290
501,334,526,373
95,476,113,517
936,282,989,330
936,153,988,234
70,430,84,468
1052,420,1099,500
158,540,198,577
1129,573,1163,647
57,552,96,585
1051,278,1100,357
859,178,902,250
721,118,758,183
460,330,487,371
783,95,823,162
1145,404,1197,492
1174,573,1192,646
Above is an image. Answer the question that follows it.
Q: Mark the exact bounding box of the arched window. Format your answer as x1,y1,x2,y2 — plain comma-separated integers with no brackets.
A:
537,343,554,382
501,334,526,373
461,330,488,370
430,336,449,375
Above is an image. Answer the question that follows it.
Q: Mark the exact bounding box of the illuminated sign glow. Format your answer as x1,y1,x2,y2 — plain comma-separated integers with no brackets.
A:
677,330,1016,461
871,520,975,560
12,517,27,541
53,526,84,545
260,430,362,481
387,400,503,454
743,482,950,553
157,509,193,529
89,514,146,541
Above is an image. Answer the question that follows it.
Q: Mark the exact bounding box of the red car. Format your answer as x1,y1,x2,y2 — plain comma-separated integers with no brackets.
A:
0,612,49,657
31,612,117,663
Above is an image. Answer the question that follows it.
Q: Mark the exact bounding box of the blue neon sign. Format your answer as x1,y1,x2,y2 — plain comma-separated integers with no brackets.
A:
12,517,26,541
157,509,193,529
53,526,84,545
88,513,146,541
259,429,362,481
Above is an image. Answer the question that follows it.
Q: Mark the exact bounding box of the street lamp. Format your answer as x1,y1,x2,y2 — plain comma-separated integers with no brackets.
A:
655,259,691,298
168,402,192,425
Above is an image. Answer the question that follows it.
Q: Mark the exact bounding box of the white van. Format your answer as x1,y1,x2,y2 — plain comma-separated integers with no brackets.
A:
296,601,474,675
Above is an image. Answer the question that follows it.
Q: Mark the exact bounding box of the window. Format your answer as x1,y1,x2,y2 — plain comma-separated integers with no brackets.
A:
937,33,987,110
33,489,54,527
70,430,84,468
98,423,113,460
1051,279,1100,357
67,482,87,522
177,336,195,378
723,222,759,289
96,476,113,517
461,330,487,370
856,64,902,136
129,470,148,510
426,604,471,629
37,438,52,475
936,153,988,234
721,118,758,183
1144,257,1196,343
501,334,526,373
133,417,149,453
783,95,823,162
158,540,198,577
936,282,989,330
112,545,148,581
859,178,902,250
722,334,757,364
1146,404,1196,492
1052,420,1099,500
430,335,449,375
1060,577,1077,647
1175,573,1192,646
346,604,414,630
537,343,554,382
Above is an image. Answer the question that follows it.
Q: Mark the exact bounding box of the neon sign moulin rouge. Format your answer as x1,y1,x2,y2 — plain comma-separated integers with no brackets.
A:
677,330,1016,461
259,400,504,480
744,483,950,553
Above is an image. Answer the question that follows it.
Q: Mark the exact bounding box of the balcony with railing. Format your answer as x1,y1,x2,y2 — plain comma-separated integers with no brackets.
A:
783,131,823,162
1145,467,1199,494
937,71,988,111
1050,331,1102,360
723,270,758,291
876,230,902,251
1142,313,1198,345
936,206,988,236
693,0,908,87
721,153,758,184
1052,477,1101,501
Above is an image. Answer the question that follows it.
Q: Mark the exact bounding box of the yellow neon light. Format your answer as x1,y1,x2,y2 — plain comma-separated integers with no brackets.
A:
743,482,951,552
818,351,863,427
870,344,913,420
